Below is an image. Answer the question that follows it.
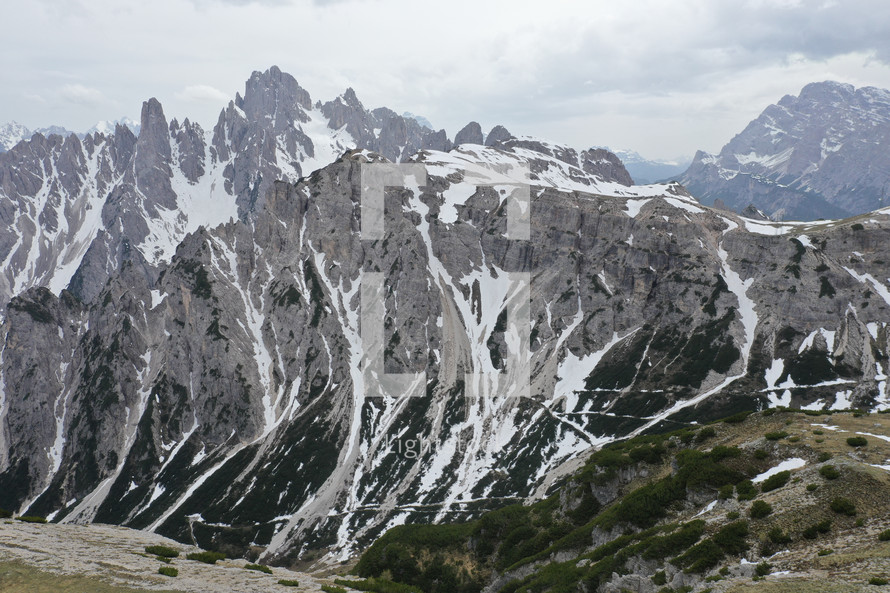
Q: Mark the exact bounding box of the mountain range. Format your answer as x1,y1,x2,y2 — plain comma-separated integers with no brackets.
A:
0,67,888,572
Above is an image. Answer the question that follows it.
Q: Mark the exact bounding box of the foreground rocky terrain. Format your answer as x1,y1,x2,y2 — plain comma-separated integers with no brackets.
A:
355,409,890,592
0,520,324,592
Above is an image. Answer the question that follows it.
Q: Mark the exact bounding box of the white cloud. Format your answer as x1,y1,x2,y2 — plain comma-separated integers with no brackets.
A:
59,84,105,105
175,84,231,104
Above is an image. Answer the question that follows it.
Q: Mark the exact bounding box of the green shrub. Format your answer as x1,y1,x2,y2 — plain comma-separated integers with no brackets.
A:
857,518,866,527
768,527,792,545
818,549,834,556
723,411,752,424
675,539,725,573
642,521,706,561
15,515,47,524
736,480,757,501
761,470,791,493
879,530,890,541
0,509,11,519
830,497,857,516
754,449,769,460
755,562,772,576
750,500,772,519
870,577,889,586
718,484,734,500
652,571,667,585
186,551,226,564
629,444,667,464
813,429,824,435
847,436,868,447
765,431,788,441
335,577,422,593
245,563,273,574
726,511,740,520
713,520,750,555
807,483,819,492
158,566,178,577
145,545,179,558
697,427,717,442
278,580,300,587
710,446,742,462
803,519,832,539
818,452,832,462
321,586,348,593
820,465,840,480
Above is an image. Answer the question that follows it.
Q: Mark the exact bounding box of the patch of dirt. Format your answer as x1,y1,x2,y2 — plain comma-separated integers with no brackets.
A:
0,521,326,592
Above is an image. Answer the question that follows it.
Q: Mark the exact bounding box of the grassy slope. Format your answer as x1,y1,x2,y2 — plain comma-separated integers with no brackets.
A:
351,409,890,593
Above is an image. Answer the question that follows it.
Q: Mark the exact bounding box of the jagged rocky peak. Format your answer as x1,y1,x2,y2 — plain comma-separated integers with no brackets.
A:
137,98,171,160
238,65,313,126
484,124,513,147
321,87,375,144
454,121,484,145
581,147,634,186
134,98,175,209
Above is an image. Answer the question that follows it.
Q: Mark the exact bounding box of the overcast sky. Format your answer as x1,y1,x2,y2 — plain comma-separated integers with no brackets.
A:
4,0,890,161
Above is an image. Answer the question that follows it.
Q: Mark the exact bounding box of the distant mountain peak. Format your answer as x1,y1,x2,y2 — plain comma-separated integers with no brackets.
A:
401,111,433,130
0,121,31,152
88,116,140,137
680,80,890,220
595,146,691,184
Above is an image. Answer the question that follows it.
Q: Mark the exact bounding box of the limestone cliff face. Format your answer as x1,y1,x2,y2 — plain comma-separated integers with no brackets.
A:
0,141,887,564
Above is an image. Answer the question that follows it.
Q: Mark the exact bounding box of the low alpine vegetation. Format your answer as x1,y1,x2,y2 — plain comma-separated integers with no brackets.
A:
278,580,300,587
760,470,791,493
145,545,179,558
158,566,178,577
750,500,772,519
803,519,832,539
245,563,273,574
186,551,226,564
830,497,857,516
335,577,423,593
765,431,788,441
15,515,47,523
820,465,840,480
